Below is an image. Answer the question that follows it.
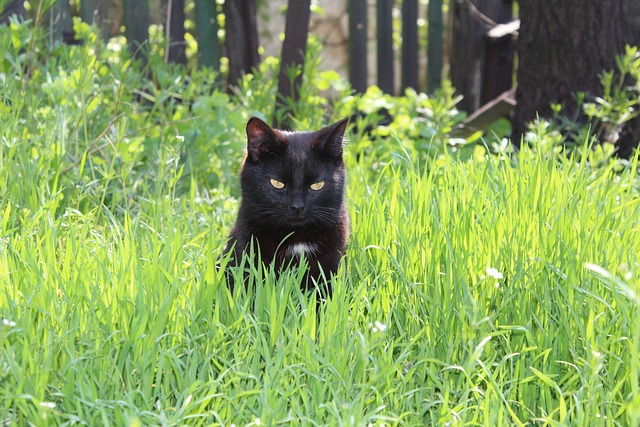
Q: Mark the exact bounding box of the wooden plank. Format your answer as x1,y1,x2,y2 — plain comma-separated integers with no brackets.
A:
487,19,520,39
454,88,516,137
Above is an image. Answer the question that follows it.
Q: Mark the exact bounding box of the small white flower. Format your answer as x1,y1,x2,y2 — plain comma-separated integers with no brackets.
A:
486,267,504,280
39,401,56,409
2,319,16,327
176,134,185,143
371,321,387,333
254,418,261,426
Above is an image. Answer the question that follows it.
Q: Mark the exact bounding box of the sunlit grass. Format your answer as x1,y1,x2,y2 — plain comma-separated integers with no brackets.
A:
1,133,639,424
1,20,639,426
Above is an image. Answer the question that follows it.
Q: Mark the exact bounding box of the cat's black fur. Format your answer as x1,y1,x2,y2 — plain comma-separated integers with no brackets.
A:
225,117,350,297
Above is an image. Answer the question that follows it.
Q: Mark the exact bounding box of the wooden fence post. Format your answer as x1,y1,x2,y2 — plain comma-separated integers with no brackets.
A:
195,0,221,73
427,0,443,93
165,0,186,64
275,0,311,128
223,0,259,86
81,0,108,41
450,0,513,112
49,0,74,45
1,0,25,24
349,0,368,92
377,0,394,94
402,0,418,91
124,0,150,61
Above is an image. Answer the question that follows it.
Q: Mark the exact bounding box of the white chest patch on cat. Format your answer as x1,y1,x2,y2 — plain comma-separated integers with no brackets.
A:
286,242,318,258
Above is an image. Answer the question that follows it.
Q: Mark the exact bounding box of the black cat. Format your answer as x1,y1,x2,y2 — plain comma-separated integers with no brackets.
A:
225,117,350,297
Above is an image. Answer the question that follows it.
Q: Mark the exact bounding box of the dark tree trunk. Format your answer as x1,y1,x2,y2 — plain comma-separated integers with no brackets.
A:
165,0,186,64
349,0,368,93
275,0,311,128
450,0,513,112
0,0,26,24
512,0,628,145
223,0,259,86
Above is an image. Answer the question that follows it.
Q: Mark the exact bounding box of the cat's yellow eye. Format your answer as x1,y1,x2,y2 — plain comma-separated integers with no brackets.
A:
310,181,325,191
270,178,285,189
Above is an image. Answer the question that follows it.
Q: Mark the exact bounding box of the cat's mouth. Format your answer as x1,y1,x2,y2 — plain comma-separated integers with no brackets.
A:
286,217,309,228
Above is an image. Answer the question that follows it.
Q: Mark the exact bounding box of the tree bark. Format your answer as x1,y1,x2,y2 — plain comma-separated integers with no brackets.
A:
512,0,628,144
223,0,259,86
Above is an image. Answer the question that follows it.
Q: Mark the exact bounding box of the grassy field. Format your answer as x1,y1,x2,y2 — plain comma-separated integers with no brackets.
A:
1,20,640,426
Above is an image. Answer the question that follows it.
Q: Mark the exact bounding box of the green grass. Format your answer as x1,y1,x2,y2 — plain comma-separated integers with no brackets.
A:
1,19,640,426
2,144,639,425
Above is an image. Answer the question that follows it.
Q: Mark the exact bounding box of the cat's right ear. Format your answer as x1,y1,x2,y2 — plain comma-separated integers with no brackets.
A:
246,117,285,161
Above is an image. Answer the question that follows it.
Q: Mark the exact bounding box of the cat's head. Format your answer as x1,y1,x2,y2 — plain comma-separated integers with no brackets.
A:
239,117,348,229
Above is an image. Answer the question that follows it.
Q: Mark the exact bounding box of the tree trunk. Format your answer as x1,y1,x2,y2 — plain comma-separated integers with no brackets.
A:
275,0,311,128
223,0,259,86
165,0,186,64
512,0,628,144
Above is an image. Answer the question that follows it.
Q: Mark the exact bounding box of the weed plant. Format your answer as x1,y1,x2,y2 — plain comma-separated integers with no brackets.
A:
1,18,640,426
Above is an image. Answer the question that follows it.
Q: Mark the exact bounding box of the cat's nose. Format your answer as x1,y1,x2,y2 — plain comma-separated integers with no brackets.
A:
290,203,305,215
290,194,305,215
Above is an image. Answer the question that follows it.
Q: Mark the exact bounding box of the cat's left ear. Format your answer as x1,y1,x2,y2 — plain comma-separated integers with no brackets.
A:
246,117,286,161
314,118,349,158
